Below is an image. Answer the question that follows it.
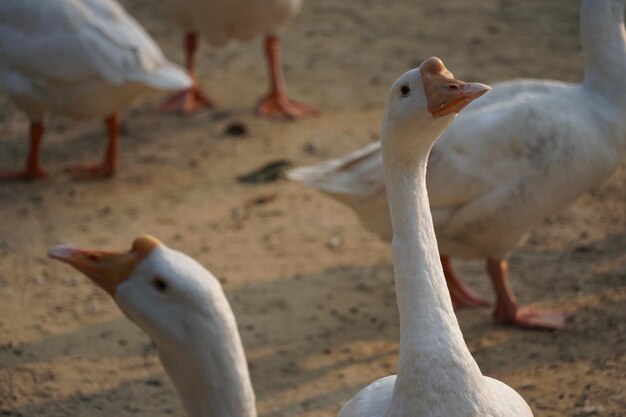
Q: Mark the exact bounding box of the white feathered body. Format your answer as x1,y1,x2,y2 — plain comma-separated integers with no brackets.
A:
430,81,625,259
170,0,303,46
288,80,626,259
0,0,191,120
338,374,532,417
290,0,626,260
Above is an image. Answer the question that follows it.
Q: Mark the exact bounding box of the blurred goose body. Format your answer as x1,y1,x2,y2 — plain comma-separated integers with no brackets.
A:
288,0,626,329
0,0,191,179
162,0,317,118
339,58,532,417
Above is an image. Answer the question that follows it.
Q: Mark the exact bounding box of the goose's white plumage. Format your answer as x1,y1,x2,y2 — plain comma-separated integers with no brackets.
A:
339,375,533,417
0,0,191,178
288,0,626,329
161,0,317,118
338,58,531,417
171,0,303,47
0,0,190,118
48,236,257,417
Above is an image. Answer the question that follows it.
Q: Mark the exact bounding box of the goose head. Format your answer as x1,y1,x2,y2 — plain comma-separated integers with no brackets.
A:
48,235,232,352
381,57,490,162
48,236,256,417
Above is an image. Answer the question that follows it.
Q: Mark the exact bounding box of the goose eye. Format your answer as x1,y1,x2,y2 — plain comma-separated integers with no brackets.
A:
152,277,168,292
400,85,410,96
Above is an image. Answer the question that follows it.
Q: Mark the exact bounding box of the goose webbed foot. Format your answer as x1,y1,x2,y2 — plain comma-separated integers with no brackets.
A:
66,114,119,179
494,305,568,330
159,85,215,114
487,258,568,330
256,93,318,119
0,166,48,181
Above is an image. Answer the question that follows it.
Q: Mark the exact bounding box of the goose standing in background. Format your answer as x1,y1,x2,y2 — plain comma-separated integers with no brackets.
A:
288,0,626,329
48,235,257,417
161,0,318,118
0,0,191,180
338,57,532,417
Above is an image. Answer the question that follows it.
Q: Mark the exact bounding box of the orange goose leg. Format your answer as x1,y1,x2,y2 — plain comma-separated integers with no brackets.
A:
256,35,318,119
441,255,489,308
66,113,120,178
487,258,568,330
1,121,48,180
159,31,215,114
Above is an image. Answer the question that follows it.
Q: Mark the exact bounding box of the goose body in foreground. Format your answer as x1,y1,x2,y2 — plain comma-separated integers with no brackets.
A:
338,58,532,417
0,0,191,179
161,0,317,118
288,0,626,329
48,236,257,417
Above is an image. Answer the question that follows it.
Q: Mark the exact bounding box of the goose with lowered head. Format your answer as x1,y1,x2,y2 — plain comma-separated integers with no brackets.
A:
0,0,191,180
48,235,256,417
338,57,533,417
288,0,626,329
160,0,317,118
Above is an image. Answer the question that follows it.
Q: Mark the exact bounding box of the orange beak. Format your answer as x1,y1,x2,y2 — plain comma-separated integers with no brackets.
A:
421,57,491,118
48,235,161,297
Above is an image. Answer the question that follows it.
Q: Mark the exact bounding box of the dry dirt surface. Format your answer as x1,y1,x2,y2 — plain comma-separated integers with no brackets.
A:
0,0,625,416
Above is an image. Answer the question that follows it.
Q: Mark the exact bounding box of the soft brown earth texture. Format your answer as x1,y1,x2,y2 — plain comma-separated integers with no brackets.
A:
0,0,625,416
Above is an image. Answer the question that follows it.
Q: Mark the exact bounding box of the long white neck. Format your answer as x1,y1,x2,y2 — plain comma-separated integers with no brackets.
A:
381,126,485,415
581,0,626,98
156,304,257,417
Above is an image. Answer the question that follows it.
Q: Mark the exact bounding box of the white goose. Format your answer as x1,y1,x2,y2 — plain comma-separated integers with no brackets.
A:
338,58,532,417
288,0,626,329
161,0,317,118
48,235,257,417
0,0,191,180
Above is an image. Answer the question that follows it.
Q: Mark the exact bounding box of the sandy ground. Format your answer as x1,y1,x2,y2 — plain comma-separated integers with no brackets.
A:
0,0,625,416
